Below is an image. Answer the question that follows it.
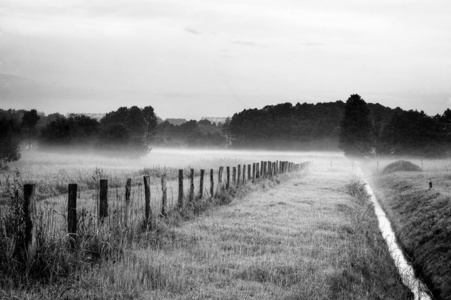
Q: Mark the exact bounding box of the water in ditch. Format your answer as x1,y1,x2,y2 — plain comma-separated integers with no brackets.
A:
357,169,432,300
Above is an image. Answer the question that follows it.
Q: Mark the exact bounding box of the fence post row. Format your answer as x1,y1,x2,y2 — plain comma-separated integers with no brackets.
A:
178,170,184,208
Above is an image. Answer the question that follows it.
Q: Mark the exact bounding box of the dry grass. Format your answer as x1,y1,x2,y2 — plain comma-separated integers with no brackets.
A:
1,158,414,299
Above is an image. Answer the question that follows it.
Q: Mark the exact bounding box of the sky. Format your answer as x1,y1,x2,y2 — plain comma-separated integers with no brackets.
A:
0,0,450,120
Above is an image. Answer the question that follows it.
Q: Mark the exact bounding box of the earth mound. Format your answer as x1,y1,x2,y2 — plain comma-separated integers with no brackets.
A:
381,160,422,175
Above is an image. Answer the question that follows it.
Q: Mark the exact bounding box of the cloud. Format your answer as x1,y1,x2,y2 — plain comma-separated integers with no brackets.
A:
185,27,202,35
232,40,262,47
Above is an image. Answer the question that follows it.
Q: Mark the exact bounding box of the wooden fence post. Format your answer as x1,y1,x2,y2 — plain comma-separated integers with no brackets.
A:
218,166,223,192
68,183,77,249
268,161,272,178
143,176,151,226
199,169,205,199
226,167,230,189
178,170,184,208
237,165,241,187
189,169,194,202
243,164,246,184
252,163,256,182
260,161,264,178
161,174,167,217
24,184,37,258
210,169,214,198
256,163,260,178
125,178,131,227
247,164,251,183
99,179,108,223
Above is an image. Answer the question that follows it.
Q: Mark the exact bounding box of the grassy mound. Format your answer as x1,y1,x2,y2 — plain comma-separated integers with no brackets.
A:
382,160,422,175
373,174,451,300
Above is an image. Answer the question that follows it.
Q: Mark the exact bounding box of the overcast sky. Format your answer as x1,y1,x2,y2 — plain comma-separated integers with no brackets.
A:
0,0,450,119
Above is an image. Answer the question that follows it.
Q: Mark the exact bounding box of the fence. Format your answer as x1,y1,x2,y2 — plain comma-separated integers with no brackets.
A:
18,160,311,254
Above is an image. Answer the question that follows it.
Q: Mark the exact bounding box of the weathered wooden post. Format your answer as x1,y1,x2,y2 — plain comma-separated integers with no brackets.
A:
260,161,264,178
99,179,108,223
189,169,194,202
218,166,224,191
237,165,241,187
232,166,236,186
252,163,256,183
429,182,433,189
268,161,272,178
199,169,205,199
143,176,151,225
247,164,251,182
243,164,246,184
124,178,131,227
256,163,260,178
68,183,77,249
161,174,167,217
210,169,214,198
226,167,230,189
24,184,37,258
178,170,184,209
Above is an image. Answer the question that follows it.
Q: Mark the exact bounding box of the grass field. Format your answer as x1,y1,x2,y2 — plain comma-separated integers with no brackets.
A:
1,150,415,299
366,162,451,300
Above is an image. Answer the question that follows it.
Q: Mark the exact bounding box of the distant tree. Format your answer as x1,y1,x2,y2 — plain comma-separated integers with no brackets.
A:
0,118,21,168
222,117,232,146
142,106,158,140
338,94,373,158
99,106,150,157
22,109,40,149
380,110,446,157
40,114,99,146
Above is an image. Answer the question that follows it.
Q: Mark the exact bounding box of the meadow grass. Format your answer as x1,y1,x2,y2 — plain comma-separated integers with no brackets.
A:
1,157,414,299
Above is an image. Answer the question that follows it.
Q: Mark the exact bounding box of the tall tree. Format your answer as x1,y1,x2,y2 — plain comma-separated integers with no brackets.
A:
21,109,40,149
338,94,373,158
142,106,158,140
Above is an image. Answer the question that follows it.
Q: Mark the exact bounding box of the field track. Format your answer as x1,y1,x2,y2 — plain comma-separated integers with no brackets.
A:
106,162,412,299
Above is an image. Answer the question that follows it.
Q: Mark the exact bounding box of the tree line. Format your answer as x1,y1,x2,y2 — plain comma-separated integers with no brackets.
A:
1,95,450,168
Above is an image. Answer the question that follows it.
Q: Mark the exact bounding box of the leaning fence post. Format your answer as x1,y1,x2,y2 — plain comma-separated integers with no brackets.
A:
189,169,194,202
161,174,167,217
124,178,131,227
178,170,184,208
226,167,230,190
24,184,37,259
210,169,214,198
68,183,77,249
199,169,205,199
143,176,151,225
99,179,108,223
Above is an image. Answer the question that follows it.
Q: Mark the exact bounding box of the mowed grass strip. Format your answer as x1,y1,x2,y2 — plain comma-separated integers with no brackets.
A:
372,171,451,300
10,163,412,299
